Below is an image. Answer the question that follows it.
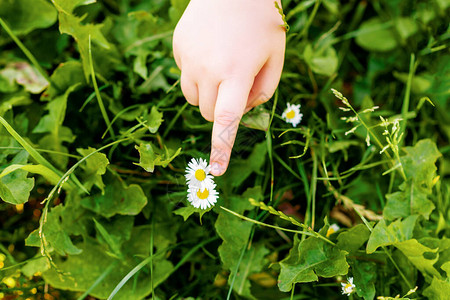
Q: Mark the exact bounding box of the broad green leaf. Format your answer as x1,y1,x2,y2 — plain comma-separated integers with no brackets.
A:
395,18,418,42
231,244,269,299
135,143,181,173
278,235,349,292
52,0,110,80
0,0,57,35
94,216,134,253
303,44,338,76
336,224,370,253
77,147,109,193
42,226,173,300
81,175,148,218
352,260,376,300
366,215,418,253
355,18,398,52
0,151,34,205
93,218,124,259
241,107,270,131
395,239,441,279
25,204,82,256
423,277,450,300
0,91,32,116
384,139,441,220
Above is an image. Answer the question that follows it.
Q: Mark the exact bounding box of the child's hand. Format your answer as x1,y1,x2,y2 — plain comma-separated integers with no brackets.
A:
173,0,286,176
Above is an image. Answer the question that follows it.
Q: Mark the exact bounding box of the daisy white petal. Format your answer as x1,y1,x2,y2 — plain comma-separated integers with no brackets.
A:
326,224,340,237
282,103,303,127
187,184,219,210
185,158,214,189
341,277,356,296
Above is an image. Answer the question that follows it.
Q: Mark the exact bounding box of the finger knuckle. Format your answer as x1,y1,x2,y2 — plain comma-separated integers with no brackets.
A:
214,110,240,126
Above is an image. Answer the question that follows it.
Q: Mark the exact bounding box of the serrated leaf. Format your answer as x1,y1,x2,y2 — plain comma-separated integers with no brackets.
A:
135,143,181,173
0,0,57,35
43,61,85,100
366,215,418,253
278,235,349,292
52,0,110,80
81,174,147,218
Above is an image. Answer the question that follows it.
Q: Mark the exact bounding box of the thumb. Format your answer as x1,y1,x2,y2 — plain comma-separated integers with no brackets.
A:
210,77,253,176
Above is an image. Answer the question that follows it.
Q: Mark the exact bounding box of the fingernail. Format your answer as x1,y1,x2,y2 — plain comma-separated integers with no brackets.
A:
210,162,224,176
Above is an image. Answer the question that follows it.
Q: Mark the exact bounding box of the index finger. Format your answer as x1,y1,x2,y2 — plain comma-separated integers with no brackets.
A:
210,77,253,176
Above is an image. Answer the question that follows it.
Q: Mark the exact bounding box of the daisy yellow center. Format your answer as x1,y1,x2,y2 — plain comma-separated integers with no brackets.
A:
344,283,352,290
195,169,206,181
326,228,335,237
197,188,209,200
286,110,295,119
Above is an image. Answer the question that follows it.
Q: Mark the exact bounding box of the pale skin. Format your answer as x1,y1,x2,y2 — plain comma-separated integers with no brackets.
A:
173,0,286,176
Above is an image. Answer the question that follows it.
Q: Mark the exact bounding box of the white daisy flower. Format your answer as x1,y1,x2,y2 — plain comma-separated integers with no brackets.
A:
282,103,303,127
185,158,214,189
326,224,340,237
187,184,219,210
341,277,356,296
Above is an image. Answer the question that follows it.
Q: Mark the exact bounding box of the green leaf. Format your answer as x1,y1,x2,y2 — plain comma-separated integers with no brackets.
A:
395,239,441,279
81,174,148,218
52,0,110,80
43,61,85,100
366,215,418,254
384,139,441,220
25,204,82,256
423,277,450,300
395,17,418,42
42,226,173,300
21,255,51,277
278,235,349,292
352,260,377,300
231,244,269,299
77,147,109,193
0,151,34,205
355,18,398,52
303,43,338,76
0,0,57,35
336,224,371,253
0,62,49,94
0,163,60,186
135,143,181,173
241,107,270,131
33,84,78,168
145,106,164,134
93,218,124,259
223,141,267,188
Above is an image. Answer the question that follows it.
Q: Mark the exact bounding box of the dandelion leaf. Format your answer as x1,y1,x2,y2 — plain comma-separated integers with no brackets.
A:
0,0,57,35
366,215,418,253
278,235,349,292
351,260,376,300
52,0,110,80
383,139,441,220
423,277,450,300
0,151,34,205
81,174,147,218
42,226,173,300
